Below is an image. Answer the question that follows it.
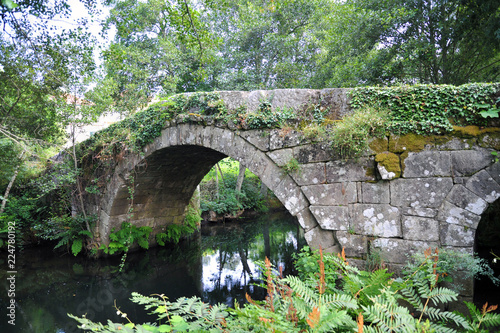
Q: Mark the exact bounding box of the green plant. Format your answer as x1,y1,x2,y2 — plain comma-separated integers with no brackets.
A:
281,157,301,174
70,247,500,332
32,214,95,256
350,83,500,136
156,205,201,245
100,221,153,256
331,107,389,159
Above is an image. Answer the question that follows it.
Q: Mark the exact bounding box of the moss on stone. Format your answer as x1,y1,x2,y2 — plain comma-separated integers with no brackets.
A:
452,125,500,137
389,133,433,153
369,137,389,154
479,131,500,150
365,166,376,179
375,152,401,178
400,151,409,173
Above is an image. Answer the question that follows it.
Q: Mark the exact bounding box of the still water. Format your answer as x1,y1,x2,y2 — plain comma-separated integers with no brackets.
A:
0,211,305,333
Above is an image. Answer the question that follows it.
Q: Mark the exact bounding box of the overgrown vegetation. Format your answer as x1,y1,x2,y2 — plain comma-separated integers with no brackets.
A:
70,247,500,332
200,158,268,217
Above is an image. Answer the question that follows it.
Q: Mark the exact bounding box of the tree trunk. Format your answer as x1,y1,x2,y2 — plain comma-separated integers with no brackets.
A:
0,150,25,215
235,163,246,199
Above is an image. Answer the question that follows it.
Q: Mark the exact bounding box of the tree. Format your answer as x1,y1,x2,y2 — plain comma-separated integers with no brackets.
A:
313,0,500,87
100,0,218,115
206,0,325,90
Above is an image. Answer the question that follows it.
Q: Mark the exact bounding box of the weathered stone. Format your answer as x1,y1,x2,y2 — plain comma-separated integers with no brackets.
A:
390,178,453,208
361,181,390,204
402,207,437,218
319,88,352,120
437,201,481,229
485,161,500,185
326,157,376,183
479,133,500,150
336,231,368,257
451,149,493,176
402,216,439,241
352,204,401,237
372,238,439,264
246,90,269,112
441,270,474,297
296,207,319,232
436,137,473,150
294,142,334,163
440,224,475,247
239,129,270,151
267,149,294,167
217,91,249,111
403,151,451,177
289,163,326,186
305,226,336,250
302,183,357,205
274,176,309,215
270,89,320,112
446,184,488,215
269,129,303,150
465,169,500,203
309,206,349,230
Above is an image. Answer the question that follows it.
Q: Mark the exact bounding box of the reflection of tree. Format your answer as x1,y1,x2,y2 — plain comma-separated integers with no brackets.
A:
200,211,303,306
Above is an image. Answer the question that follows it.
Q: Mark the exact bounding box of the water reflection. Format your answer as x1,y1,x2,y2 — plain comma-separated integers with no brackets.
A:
0,210,304,332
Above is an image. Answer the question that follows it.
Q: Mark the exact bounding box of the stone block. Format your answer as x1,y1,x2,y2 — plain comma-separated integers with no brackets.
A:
440,224,475,247
446,184,488,215
305,226,336,250
270,89,320,112
319,88,353,120
267,149,294,167
465,169,500,203
239,129,270,151
402,216,439,241
336,231,368,257
218,91,249,111
246,90,269,112
274,176,309,215
372,238,439,264
402,207,437,218
451,149,493,176
486,161,500,185
437,201,481,229
210,127,234,156
403,151,451,177
294,142,334,163
302,183,357,205
296,207,319,232
289,163,326,186
269,129,303,150
310,206,349,230
390,178,453,208
436,137,473,150
326,157,376,183
352,204,401,237
361,181,390,204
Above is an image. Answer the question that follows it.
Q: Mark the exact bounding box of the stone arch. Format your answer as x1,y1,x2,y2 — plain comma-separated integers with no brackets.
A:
97,124,334,249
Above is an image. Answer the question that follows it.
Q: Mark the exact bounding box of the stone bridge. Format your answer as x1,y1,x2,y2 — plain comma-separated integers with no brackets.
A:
88,88,500,301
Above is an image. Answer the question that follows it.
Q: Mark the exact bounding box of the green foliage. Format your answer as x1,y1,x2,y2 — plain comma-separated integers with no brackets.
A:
350,83,500,136
70,292,228,333
32,214,95,256
200,159,266,216
330,107,389,159
156,205,201,246
100,222,153,255
281,157,301,174
70,247,500,332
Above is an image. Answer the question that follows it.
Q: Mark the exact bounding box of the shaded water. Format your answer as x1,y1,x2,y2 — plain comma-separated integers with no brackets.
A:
0,211,305,333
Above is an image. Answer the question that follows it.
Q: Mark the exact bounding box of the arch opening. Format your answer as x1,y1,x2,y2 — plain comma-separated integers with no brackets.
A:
473,199,500,311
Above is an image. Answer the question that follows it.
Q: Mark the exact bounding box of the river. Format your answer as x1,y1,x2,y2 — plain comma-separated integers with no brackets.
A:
0,210,305,333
